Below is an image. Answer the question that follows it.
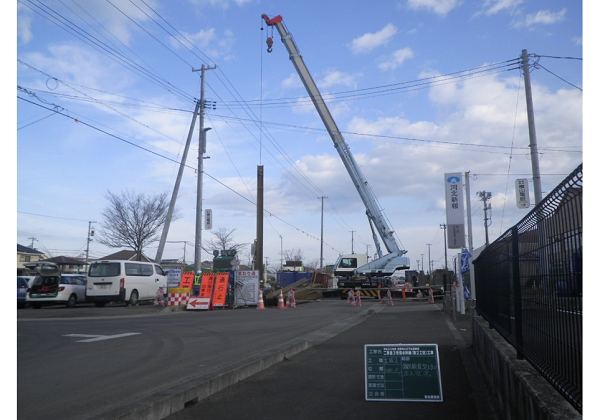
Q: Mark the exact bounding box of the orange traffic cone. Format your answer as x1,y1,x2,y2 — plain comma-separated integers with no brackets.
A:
277,290,287,309
257,289,266,310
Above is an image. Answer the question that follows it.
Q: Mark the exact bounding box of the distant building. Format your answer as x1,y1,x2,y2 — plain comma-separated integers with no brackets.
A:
17,244,47,275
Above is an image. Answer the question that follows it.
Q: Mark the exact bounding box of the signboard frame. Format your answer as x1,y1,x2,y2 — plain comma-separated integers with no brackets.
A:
234,270,260,306
364,343,443,402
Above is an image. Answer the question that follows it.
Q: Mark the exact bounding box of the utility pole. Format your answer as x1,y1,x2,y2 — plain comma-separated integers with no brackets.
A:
280,235,283,271
465,172,476,301
155,100,201,264
319,196,327,273
256,165,264,283
86,221,96,264
522,49,543,205
440,224,448,273
192,64,216,274
416,259,420,272
427,244,432,276
477,191,492,246
350,230,355,254
28,237,36,249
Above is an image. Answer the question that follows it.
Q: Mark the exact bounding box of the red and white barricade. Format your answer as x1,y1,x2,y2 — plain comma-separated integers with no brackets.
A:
167,288,190,307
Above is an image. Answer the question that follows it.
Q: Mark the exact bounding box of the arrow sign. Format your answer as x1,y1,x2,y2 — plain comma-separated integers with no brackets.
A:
187,297,211,310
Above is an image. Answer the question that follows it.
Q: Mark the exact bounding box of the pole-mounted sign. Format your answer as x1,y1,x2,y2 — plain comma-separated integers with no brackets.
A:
444,173,465,249
515,179,530,209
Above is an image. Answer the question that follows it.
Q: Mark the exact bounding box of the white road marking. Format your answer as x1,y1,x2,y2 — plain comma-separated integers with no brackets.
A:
64,333,141,342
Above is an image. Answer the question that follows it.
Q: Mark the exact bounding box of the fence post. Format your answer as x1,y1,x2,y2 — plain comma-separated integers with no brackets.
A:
511,226,524,360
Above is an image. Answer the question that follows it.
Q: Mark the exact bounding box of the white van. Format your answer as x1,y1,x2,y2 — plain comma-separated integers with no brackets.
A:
86,260,167,307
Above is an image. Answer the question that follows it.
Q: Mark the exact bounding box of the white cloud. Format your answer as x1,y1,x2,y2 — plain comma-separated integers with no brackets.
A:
378,48,415,71
406,0,462,16
479,0,523,16
319,70,357,89
524,9,567,27
17,4,33,44
350,24,397,54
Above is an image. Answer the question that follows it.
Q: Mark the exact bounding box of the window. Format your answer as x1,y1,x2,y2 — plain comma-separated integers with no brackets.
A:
89,262,121,277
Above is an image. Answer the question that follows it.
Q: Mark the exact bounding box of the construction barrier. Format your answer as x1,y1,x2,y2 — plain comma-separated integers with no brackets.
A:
286,290,296,308
277,290,286,309
168,288,190,307
257,289,266,310
153,287,166,307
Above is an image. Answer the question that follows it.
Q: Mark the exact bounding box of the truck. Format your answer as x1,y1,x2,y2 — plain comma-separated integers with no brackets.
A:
262,14,410,292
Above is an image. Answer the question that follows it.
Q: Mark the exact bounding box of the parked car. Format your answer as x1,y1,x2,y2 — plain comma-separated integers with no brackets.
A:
17,277,29,309
19,276,36,287
25,262,88,309
86,260,167,307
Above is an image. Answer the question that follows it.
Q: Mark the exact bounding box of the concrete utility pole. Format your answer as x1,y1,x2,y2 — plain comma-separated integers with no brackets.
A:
465,172,476,300
86,221,96,264
319,196,327,273
193,64,216,274
349,230,355,254
477,191,492,247
521,49,543,205
440,224,448,273
155,100,201,264
427,244,432,275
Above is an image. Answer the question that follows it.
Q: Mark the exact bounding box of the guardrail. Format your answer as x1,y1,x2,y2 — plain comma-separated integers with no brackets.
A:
473,164,582,413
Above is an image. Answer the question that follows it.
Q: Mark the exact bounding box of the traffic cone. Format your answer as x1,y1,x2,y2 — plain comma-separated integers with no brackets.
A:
277,290,286,309
257,289,266,310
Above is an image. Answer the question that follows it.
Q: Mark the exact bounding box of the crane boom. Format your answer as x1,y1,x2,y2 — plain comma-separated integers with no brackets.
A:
262,14,409,276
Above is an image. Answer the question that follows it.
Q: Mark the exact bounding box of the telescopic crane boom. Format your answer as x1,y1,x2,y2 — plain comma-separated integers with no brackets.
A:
262,14,410,277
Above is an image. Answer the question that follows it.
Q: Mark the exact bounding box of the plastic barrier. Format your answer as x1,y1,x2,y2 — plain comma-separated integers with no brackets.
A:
286,290,296,308
168,288,190,307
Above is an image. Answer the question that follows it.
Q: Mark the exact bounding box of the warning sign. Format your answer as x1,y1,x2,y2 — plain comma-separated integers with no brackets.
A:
212,272,229,308
199,273,215,298
181,272,195,289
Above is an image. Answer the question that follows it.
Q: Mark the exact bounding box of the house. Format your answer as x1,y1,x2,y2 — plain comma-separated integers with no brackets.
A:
17,244,47,275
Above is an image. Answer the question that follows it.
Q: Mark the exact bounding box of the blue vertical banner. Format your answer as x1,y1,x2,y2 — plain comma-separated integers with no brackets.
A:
460,248,471,300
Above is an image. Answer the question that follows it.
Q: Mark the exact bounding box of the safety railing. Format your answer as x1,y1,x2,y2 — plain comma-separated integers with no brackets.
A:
473,163,582,413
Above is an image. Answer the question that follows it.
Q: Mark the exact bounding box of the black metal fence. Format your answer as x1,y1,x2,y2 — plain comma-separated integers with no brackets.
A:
473,164,582,413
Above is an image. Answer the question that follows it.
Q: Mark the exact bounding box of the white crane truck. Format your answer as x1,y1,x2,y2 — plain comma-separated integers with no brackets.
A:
262,14,410,292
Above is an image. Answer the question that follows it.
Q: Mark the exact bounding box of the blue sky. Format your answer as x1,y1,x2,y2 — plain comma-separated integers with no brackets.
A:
15,0,583,272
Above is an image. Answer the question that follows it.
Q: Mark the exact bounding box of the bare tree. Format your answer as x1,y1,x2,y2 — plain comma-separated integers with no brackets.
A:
203,227,247,257
283,248,304,262
97,190,174,261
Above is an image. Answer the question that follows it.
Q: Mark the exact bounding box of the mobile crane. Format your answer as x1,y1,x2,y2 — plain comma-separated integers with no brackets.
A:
262,14,410,290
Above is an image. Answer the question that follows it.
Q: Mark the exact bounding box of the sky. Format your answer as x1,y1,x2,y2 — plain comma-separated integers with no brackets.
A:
14,0,584,274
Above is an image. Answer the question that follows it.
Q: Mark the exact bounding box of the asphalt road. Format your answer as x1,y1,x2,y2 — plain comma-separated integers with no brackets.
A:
17,301,378,420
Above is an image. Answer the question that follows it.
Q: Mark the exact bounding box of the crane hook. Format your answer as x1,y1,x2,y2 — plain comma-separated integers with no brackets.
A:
266,37,273,53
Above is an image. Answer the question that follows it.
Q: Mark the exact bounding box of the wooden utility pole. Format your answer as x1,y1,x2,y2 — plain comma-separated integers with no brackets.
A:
256,165,264,282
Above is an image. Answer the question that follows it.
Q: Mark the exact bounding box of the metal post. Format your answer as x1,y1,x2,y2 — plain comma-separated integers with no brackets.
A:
522,49,543,205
